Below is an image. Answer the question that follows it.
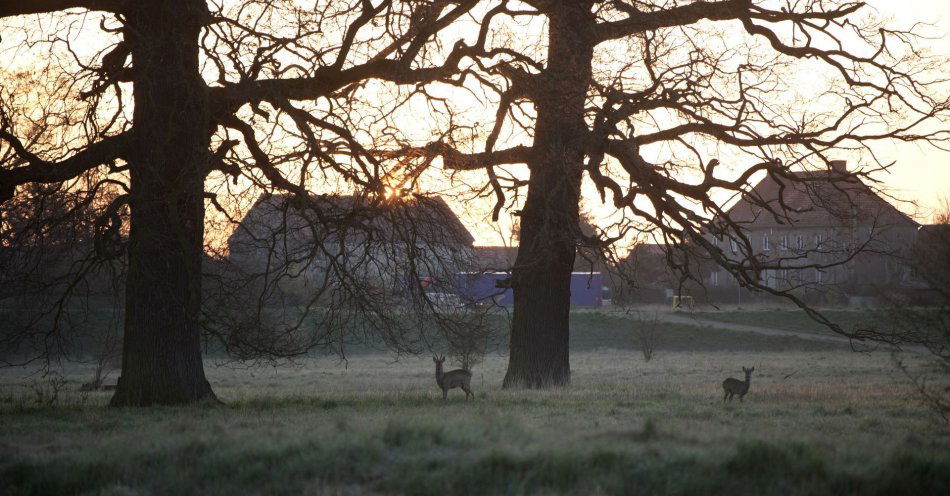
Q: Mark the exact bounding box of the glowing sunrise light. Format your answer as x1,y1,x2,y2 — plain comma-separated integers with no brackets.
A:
383,185,412,201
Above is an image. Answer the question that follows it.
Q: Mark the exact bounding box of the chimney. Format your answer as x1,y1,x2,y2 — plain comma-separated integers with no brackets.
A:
830,160,848,173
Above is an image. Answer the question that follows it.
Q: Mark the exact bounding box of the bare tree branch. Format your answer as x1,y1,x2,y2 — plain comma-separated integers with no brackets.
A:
0,130,130,203
0,0,122,18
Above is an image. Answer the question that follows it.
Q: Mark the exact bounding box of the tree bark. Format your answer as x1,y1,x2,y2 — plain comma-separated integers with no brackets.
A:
503,2,594,388
110,0,216,406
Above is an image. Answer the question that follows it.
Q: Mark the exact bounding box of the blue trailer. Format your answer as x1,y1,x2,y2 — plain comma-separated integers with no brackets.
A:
457,272,602,308
569,272,603,307
456,272,513,306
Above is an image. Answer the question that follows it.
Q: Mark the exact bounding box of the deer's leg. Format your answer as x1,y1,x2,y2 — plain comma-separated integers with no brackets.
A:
462,385,473,400
723,391,728,402
442,388,448,400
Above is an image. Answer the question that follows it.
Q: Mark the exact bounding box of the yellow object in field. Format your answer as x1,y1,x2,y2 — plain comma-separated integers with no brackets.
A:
672,295,695,311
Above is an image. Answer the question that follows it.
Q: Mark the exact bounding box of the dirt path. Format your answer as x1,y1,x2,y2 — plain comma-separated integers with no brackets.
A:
654,312,861,347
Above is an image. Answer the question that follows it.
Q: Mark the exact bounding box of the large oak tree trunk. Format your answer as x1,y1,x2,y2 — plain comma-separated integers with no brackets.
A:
503,3,594,388
110,0,215,406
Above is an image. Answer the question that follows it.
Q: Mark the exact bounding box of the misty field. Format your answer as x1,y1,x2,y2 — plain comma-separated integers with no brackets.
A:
3,336,949,495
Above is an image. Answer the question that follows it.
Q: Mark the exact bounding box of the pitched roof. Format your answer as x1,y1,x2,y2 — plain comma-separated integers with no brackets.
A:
719,170,918,229
630,243,666,257
228,193,474,249
473,245,518,269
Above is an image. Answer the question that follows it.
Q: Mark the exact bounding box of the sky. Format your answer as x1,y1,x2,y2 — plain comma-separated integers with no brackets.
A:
859,0,950,221
567,0,950,246
2,1,948,249
475,0,950,246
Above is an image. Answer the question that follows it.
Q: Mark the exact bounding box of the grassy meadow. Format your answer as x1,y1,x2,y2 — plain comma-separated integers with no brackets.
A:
1,312,948,495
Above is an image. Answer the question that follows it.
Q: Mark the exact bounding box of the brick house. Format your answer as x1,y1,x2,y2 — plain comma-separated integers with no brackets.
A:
702,161,919,302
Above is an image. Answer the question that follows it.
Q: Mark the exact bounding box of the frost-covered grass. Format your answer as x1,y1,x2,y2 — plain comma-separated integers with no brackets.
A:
2,348,948,495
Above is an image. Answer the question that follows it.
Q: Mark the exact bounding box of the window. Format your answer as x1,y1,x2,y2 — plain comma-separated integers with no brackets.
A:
730,239,738,253
711,271,720,286
410,246,427,259
797,235,804,250
815,234,823,248
762,234,770,251
816,268,824,284
781,235,788,251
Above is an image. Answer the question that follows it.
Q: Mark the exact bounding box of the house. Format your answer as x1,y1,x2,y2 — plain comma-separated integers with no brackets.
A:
609,243,679,304
472,245,519,271
905,223,950,301
227,193,475,297
702,161,920,302
472,212,607,274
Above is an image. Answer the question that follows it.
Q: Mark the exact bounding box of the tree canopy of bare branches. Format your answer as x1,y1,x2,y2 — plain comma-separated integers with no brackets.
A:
380,0,950,387
1,0,506,405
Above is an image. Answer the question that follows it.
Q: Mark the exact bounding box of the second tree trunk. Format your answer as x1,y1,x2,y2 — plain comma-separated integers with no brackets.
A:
503,4,595,388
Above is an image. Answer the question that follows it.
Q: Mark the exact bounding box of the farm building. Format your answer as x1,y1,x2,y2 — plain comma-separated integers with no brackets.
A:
227,193,475,297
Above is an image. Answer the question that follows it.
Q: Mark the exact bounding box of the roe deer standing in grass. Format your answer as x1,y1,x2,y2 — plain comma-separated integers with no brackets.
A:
433,355,474,400
722,366,754,402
